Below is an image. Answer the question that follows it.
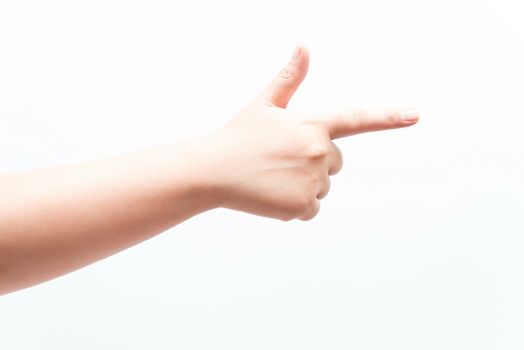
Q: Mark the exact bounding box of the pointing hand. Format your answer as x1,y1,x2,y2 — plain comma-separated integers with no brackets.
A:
202,44,419,221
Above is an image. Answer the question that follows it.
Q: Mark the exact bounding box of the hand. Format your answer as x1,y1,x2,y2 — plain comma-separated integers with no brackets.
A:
202,44,419,221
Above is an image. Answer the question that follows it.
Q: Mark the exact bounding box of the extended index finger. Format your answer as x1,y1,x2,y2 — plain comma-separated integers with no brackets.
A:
323,108,420,139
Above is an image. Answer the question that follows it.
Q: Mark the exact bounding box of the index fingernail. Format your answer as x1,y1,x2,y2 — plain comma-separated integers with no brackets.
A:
400,109,419,123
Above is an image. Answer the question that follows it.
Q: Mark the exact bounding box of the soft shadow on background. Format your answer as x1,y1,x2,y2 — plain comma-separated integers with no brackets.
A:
1,1,523,349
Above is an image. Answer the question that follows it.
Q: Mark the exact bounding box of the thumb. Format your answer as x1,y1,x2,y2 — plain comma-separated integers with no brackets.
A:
256,44,310,108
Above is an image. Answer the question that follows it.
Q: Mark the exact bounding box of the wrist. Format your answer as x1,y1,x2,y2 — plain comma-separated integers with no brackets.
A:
166,134,228,211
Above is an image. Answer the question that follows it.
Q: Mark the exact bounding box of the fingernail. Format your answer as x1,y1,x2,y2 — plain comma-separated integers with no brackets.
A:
400,109,419,123
291,45,301,60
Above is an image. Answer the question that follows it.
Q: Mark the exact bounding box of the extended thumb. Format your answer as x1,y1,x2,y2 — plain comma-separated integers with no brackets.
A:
257,44,310,108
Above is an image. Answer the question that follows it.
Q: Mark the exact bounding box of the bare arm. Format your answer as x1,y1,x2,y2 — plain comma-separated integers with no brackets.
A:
0,139,221,295
0,45,419,295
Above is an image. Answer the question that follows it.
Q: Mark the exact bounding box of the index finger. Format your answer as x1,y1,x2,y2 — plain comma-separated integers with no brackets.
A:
323,108,420,139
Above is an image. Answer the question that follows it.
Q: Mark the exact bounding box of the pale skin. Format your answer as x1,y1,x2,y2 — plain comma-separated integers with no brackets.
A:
0,45,419,295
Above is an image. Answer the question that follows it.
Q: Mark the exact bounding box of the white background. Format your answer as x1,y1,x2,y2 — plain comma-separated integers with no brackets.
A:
1,1,523,349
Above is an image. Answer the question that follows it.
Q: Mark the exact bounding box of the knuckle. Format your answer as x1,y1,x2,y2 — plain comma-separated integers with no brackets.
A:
300,195,314,212
300,199,320,221
329,145,344,175
281,191,321,222
283,197,307,219
306,142,330,159
330,163,342,176
306,196,317,209
318,178,331,199
292,194,314,215
386,110,399,125
278,66,293,80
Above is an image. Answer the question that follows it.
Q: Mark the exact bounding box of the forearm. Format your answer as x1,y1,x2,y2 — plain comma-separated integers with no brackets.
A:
0,137,218,295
